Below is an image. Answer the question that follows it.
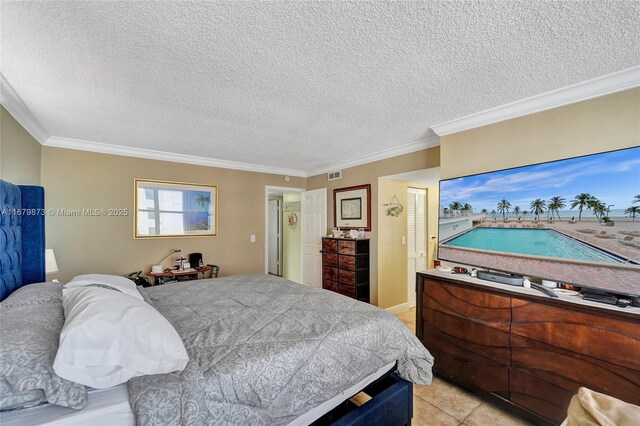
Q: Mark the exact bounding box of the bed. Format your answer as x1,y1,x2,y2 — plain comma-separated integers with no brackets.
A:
0,179,434,425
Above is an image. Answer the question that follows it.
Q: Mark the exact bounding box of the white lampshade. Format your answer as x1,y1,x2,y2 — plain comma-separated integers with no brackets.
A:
45,248,59,274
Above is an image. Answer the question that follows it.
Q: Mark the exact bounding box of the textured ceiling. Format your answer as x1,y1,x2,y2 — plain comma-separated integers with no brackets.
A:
2,1,639,174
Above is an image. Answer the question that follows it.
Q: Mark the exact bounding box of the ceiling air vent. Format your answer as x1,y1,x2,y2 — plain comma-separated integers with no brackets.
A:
327,170,342,181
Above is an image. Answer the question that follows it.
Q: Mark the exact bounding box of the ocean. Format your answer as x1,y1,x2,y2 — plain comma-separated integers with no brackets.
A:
496,209,635,220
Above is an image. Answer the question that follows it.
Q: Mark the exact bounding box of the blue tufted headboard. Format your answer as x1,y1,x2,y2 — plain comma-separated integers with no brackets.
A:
0,179,46,301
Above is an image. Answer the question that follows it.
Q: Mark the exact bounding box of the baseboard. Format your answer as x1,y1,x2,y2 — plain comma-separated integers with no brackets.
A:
385,303,410,315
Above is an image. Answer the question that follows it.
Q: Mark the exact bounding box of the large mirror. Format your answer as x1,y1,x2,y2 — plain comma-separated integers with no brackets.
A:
134,179,217,238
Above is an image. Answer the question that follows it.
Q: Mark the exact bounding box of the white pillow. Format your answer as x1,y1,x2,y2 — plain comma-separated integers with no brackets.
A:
53,286,189,389
67,274,143,300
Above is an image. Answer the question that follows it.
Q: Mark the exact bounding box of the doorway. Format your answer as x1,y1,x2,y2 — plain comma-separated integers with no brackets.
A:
267,198,282,276
265,186,304,282
265,186,326,286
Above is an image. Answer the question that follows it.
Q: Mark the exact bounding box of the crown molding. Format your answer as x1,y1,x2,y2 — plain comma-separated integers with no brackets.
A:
45,135,440,178
0,73,50,143
43,136,308,177
307,135,440,177
431,65,640,136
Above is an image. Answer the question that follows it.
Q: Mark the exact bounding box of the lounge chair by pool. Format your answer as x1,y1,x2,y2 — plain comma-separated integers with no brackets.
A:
619,230,640,237
577,228,596,234
594,231,616,239
618,236,640,248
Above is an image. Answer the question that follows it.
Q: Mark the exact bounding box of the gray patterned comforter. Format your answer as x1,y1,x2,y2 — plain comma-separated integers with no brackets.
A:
129,275,433,425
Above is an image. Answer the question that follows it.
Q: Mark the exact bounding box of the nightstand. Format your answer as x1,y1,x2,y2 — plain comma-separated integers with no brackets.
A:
146,266,211,286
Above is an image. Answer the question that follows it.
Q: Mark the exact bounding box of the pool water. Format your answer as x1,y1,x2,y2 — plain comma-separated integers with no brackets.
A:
444,228,627,264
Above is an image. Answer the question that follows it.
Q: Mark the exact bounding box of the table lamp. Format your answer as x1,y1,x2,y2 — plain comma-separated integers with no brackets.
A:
45,248,59,281
152,249,181,273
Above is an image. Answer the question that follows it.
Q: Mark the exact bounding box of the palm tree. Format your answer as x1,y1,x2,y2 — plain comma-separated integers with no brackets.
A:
570,193,593,222
589,198,606,221
497,199,511,221
522,210,528,221
196,193,211,214
530,199,546,221
490,209,497,220
449,201,462,216
462,203,473,216
513,206,521,220
548,196,566,221
480,208,488,216
634,195,640,204
625,206,640,221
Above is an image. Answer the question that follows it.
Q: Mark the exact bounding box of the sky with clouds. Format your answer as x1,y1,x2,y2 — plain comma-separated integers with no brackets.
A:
440,147,640,214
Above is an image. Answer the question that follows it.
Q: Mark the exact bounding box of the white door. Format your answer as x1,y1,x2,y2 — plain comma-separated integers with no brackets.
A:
407,188,427,308
301,188,327,287
268,199,281,275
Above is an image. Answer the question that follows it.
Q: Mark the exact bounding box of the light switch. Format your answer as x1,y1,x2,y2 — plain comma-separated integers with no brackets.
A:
250,234,256,243
401,236,406,245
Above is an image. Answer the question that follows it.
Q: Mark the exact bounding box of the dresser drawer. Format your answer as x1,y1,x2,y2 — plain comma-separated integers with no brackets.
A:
323,280,338,292
510,368,573,424
338,254,368,270
322,266,337,281
511,299,640,370
322,239,338,253
338,255,356,270
338,269,369,285
422,307,510,348
422,326,510,365
511,334,640,406
430,345,509,396
322,253,338,267
338,269,355,285
338,283,356,298
338,240,356,255
422,279,511,330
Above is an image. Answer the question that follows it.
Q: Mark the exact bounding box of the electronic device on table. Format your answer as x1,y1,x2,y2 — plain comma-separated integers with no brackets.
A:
473,269,638,307
475,270,559,298
580,287,639,308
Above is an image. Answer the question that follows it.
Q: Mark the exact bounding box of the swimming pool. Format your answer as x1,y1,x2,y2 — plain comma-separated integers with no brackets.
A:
443,228,627,264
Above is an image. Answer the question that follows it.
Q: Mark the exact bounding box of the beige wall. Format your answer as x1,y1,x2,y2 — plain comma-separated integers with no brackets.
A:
377,179,438,309
377,179,409,309
308,146,440,306
282,192,302,283
441,88,640,179
0,107,41,185
41,147,306,282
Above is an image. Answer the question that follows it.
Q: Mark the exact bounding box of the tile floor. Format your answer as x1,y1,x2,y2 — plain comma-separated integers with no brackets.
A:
395,309,535,426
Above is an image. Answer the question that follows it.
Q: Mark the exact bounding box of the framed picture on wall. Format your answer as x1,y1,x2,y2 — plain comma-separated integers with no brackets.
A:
134,179,218,238
334,184,371,231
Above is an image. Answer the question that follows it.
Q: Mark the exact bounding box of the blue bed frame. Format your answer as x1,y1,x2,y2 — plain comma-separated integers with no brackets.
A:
0,179,46,301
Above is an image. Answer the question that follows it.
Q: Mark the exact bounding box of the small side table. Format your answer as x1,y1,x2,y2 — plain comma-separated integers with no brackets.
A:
146,266,211,286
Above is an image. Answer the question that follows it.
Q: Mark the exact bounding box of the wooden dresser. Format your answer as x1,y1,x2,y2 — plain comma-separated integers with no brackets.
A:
322,237,370,303
416,270,640,425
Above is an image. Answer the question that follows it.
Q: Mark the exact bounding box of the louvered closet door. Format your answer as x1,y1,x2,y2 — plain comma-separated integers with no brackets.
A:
407,188,427,308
